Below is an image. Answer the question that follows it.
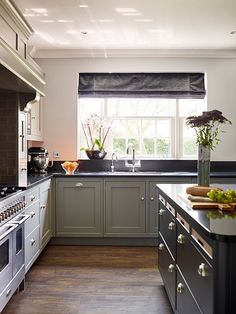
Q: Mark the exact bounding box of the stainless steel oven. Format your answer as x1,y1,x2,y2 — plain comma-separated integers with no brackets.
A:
0,191,28,313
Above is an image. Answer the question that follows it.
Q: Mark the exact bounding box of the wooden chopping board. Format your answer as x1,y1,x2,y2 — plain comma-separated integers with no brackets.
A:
178,194,236,211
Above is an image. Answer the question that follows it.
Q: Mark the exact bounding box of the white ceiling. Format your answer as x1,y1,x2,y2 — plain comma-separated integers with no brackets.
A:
14,0,236,57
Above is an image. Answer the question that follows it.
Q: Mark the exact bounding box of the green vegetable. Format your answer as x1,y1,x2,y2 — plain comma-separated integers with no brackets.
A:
207,189,236,203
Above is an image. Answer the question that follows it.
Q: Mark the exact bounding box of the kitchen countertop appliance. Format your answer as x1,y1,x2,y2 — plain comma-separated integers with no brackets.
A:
28,147,50,174
0,186,29,312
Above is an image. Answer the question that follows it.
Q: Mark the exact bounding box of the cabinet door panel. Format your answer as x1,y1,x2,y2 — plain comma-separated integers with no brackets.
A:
176,270,201,314
105,181,146,235
56,179,102,236
158,233,176,311
149,182,158,234
159,202,176,259
40,181,52,249
177,222,213,314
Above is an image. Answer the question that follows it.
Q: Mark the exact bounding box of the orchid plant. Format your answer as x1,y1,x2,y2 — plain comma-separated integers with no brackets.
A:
81,114,112,151
185,110,232,150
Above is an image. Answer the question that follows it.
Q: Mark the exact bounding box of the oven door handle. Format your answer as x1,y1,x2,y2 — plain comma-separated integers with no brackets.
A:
12,214,30,225
0,224,18,241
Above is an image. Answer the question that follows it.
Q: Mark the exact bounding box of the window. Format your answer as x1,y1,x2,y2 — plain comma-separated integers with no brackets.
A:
78,97,206,159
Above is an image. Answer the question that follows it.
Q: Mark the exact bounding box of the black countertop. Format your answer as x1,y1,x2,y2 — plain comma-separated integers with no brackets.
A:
26,171,236,188
156,183,236,240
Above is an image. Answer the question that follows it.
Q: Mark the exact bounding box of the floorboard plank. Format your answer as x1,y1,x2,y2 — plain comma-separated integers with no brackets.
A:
2,246,172,314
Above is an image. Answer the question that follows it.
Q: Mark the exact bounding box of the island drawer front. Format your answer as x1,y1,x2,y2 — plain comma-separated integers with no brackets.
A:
158,233,176,311
177,222,213,314
159,202,176,259
176,269,201,314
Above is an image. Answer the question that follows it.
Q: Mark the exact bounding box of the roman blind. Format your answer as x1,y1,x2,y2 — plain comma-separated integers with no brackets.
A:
78,72,206,99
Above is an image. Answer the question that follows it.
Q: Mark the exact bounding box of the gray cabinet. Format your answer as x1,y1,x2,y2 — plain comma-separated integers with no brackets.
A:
39,179,52,250
24,179,52,273
24,186,40,273
105,180,146,236
56,178,103,236
27,97,43,141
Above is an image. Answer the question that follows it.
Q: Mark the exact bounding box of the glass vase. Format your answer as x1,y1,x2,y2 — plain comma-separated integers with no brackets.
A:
197,145,211,187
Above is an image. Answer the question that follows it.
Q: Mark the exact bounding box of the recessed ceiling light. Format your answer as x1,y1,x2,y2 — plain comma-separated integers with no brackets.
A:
58,19,73,23
230,30,236,34
116,8,137,13
79,4,88,8
134,19,153,22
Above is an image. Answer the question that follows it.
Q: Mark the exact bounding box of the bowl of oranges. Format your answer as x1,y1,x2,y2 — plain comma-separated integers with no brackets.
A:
61,161,79,175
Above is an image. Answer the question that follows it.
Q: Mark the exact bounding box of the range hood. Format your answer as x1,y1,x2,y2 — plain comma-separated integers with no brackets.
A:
0,0,45,98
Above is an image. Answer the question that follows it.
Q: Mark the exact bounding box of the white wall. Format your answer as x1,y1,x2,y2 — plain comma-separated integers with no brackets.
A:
36,57,236,161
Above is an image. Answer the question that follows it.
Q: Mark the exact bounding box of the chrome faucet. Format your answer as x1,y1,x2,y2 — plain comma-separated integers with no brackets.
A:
125,143,141,172
111,152,118,172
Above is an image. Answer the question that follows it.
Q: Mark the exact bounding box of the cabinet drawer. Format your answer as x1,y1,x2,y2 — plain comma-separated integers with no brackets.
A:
159,202,176,258
24,202,40,238
176,269,201,314
25,187,40,206
25,226,40,272
158,233,176,311
177,222,213,314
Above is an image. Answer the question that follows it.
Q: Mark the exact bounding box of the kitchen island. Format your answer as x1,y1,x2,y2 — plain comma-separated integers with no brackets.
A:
156,183,236,314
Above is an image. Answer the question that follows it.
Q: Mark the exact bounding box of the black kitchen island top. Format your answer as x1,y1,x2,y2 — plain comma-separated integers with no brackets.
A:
156,183,236,240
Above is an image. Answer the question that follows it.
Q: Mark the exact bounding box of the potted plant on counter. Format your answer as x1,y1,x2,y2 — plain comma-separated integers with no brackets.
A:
186,110,232,186
81,114,112,159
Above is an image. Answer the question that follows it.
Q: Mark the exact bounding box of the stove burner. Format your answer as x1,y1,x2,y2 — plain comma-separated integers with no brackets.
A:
0,186,22,198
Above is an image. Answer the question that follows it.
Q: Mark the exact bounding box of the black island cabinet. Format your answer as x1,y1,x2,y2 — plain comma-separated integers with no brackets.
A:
157,183,236,314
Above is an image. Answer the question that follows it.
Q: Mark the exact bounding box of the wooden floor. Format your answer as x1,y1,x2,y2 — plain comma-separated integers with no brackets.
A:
2,246,172,314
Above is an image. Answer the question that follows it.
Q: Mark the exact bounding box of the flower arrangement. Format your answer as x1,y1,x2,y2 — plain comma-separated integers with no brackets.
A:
81,114,112,152
185,110,232,150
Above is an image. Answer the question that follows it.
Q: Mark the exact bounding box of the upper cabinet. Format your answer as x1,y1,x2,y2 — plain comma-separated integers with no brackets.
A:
27,96,43,141
0,0,45,95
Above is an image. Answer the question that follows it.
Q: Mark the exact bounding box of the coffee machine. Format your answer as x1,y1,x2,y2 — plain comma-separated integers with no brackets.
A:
28,147,50,173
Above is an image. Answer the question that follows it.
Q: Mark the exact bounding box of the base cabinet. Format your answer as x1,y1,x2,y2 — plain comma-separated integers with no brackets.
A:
39,180,52,249
158,234,176,310
24,179,52,273
56,178,103,236
105,180,146,236
157,187,236,314
176,269,201,314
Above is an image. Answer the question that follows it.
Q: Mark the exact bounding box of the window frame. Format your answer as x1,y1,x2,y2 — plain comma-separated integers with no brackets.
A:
78,97,206,160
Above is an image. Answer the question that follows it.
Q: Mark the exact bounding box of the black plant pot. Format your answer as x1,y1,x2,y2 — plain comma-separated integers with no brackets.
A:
85,150,107,160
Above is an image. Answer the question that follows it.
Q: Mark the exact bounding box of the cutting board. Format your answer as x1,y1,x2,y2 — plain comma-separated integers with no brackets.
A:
178,194,236,211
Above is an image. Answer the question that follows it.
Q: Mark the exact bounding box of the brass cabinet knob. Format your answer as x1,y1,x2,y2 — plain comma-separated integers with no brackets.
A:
198,263,208,277
177,283,185,294
75,182,83,187
168,264,175,273
150,197,154,201
159,208,166,216
168,222,175,231
177,234,185,244
158,243,164,251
